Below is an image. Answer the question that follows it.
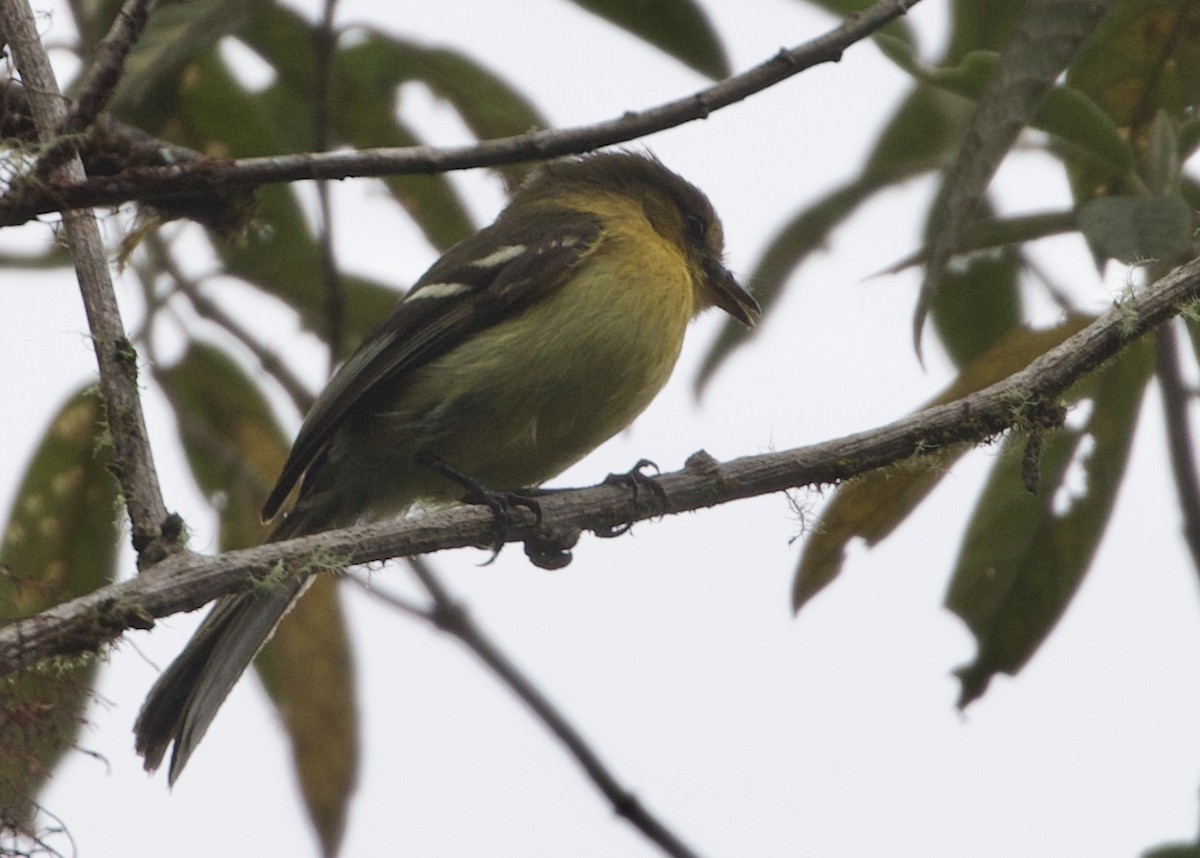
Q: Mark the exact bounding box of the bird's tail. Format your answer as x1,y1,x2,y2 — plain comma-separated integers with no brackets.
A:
133,508,322,784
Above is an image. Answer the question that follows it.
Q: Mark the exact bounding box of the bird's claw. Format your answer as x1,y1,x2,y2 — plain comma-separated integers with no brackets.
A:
595,458,667,538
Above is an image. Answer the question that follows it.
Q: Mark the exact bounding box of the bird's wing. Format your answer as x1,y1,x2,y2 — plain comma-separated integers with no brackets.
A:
261,208,604,520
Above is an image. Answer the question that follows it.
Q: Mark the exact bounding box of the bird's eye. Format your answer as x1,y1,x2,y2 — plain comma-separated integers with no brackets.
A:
684,213,708,243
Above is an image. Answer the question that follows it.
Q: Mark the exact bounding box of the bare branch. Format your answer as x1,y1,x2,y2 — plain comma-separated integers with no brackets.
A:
0,0,921,225
147,233,317,415
4,251,1200,672
31,0,159,179
0,0,177,564
64,0,158,132
313,0,344,369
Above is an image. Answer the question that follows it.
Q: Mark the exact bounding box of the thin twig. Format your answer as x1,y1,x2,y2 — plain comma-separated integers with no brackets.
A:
403,557,704,858
0,0,175,565
146,233,317,415
313,0,344,369
1154,320,1200,570
345,570,428,620
34,0,159,176
63,0,156,132
0,0,921,224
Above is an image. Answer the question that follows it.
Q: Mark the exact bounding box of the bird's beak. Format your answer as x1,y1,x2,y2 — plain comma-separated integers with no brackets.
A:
706,261,761,327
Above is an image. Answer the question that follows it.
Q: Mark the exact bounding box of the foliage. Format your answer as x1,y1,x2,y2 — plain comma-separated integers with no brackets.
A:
1,0,1199,855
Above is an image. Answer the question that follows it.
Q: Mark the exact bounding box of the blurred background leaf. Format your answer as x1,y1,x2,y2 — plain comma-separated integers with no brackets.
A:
0,389,119,830
158,344,358,856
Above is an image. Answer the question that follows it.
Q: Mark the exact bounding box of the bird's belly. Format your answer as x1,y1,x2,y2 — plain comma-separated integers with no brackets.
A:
404,258,693,491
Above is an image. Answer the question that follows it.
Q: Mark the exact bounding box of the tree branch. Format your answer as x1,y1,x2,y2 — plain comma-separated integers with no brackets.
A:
0,0,921,225
0,0,177,564
4,252,1200,672
147,233,318,415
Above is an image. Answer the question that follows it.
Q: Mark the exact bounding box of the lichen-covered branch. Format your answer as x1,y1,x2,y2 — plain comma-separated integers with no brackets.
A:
3,253,1199,674
1,0,177,564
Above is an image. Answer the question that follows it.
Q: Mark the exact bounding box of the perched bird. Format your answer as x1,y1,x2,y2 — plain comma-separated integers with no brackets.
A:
134,150,760,782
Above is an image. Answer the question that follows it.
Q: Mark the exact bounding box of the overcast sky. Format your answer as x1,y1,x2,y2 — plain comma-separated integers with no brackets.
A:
5,1,1200,856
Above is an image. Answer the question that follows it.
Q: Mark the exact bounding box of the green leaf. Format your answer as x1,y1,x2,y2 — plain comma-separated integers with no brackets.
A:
241,3,546,210
237,6,481,247
942,0,1027,60
1076,195,1195,265
563,0,730,79
108,0,253,113
792,316,1093,613
876,37,1133,181
881,210,1078,275
352,35,547,192
159,344,359,856
215,185,401,353
946,337,1154,708
255,575,358,858
914,0,1123,350
1179,115,1200,160
1064,0,1200,202
158,343,290,549
147,54,399,349
0,388,120,828
0,245,73,270
783,0,917,47
1067,0,1200,131
927,200,1022,369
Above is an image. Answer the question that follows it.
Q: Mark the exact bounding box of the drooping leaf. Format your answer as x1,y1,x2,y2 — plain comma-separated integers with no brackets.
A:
107,0,253,112
159,344,358,856
563,0,730,79
914,0,1122,352
1065,0,1200,202
147,53,399,350
793,316,1093,613
238,4,507,244
254,575,357,858
0,245,73,270
158,342,291,548
877,36,1133,178
1067,0,1200,132
241,2,547,197
946,336,1154,708
215,184,401,353
1076,195,1195,265
0,388,120,829
879,210,1078,275
1144,840,1200,858
927,199,1022,369
942,0,1028,59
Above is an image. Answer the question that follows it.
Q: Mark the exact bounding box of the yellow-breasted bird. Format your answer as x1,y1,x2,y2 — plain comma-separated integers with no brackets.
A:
133,150,760,783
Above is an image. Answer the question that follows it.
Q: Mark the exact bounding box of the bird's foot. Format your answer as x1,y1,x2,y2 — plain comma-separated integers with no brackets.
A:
595,458,667,538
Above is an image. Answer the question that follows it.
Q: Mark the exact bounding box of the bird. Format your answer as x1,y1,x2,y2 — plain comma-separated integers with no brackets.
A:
133,149,761,783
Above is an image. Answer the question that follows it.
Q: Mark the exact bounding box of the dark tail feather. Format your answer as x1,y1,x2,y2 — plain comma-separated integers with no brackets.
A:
133,508,321,784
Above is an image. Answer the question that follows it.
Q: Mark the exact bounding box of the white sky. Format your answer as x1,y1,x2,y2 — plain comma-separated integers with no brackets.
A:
4,0,1200,856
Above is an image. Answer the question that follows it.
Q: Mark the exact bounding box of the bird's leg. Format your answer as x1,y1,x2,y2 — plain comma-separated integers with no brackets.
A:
594,458,667,538
416,453,542,559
